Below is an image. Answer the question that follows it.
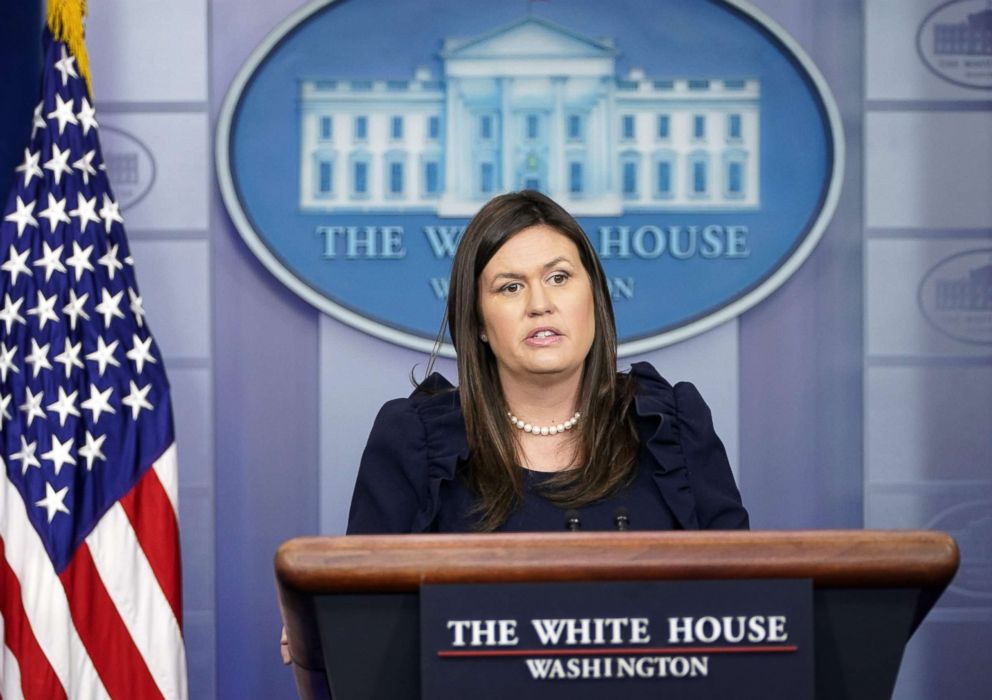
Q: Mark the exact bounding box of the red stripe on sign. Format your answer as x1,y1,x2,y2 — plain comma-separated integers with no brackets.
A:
120,466,183,629
59,543,164,700
438,644,799,658
0,538,68,700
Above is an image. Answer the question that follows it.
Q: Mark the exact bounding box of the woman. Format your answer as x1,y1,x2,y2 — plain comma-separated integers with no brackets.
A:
347,190,748,533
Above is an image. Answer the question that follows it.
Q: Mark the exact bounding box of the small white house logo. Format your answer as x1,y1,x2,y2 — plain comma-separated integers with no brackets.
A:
918,248,992,345
217,0,843,355
928,500,992,599
917,0,992,90
99,126,157,210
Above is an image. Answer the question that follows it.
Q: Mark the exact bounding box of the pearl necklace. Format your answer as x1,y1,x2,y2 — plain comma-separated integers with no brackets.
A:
508,411,581,436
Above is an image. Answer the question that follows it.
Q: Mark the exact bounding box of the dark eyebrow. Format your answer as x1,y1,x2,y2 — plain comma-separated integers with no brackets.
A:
490,257,574,282
542,256,571,270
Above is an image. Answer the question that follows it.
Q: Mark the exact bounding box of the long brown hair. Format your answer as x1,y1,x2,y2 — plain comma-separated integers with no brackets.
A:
446,190,638,531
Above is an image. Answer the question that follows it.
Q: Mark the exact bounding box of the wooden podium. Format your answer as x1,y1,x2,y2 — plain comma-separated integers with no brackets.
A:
275,531,958,700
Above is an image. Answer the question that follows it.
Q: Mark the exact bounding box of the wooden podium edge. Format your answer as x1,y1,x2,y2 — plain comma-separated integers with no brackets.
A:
275,530,960,592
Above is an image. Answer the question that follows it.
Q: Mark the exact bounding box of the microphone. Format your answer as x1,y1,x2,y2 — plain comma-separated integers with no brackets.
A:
613,507,630,531
564,509,582,531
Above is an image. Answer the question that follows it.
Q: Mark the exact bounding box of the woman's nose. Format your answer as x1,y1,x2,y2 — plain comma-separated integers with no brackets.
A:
526,285,553,315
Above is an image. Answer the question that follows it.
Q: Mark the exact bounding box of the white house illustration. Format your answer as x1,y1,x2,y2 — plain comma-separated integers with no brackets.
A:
298,16,760,217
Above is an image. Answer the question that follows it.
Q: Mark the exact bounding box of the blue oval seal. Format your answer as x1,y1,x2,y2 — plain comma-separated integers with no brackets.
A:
217,0,843,356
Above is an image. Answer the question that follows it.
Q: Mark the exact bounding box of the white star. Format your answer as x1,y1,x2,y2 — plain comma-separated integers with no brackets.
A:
36,482,71,523
19,387,46,427
85,335,121,376
0,391,11,430
37,193,70,232
54,338,84,378
15,148,43,186
122,380,154,420
81,383,115,422
27,289,59,330
32,241,67,281
62,289,90,331
53,44,79,86
76,97,98,135
124,255,135,266
0,343,19,382
0,294,26,333
1,245,32,283
97,243,124,280
47,93,78,135
128,288,146,327
31,101,46,139
126,334,157,373
24,338,53,378
42,435,76,476
78,431,107,471
65,241,95,280
69,193,101,231
4,196,38,236
47,386,81,427
43,143,72,185
11,435,42,475
72,149,97,185
94,288,125,328
98,194,124,234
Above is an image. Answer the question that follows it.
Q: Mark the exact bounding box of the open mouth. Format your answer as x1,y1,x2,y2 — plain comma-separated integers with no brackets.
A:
525,328,563,345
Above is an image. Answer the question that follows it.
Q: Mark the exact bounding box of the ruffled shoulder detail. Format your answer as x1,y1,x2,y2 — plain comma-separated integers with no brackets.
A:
408,373,470,532
629,362,700,530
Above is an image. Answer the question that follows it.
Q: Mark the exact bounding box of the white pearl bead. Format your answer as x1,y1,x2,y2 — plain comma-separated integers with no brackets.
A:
508,410,581,436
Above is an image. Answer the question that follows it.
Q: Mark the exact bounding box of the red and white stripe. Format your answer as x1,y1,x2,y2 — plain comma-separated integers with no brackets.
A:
0,444,186,699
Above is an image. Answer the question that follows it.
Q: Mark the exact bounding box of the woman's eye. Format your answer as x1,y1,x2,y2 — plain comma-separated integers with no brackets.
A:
501,282,522,294
549,272,569,285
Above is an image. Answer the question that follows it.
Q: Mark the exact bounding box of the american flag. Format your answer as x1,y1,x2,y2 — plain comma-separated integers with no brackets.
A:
0,28,187,699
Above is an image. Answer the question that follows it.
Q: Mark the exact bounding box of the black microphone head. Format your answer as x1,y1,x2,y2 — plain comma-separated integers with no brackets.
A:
564,509,582,531
614,507,630,531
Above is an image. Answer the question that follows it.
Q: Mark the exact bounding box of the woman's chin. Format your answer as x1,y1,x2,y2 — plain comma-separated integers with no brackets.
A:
520,354,581,378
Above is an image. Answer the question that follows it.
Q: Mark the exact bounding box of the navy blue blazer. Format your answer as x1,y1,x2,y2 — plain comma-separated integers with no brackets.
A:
347,362,749,533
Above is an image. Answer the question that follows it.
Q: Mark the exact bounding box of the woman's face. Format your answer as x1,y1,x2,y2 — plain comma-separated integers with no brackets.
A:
477,224,596,386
